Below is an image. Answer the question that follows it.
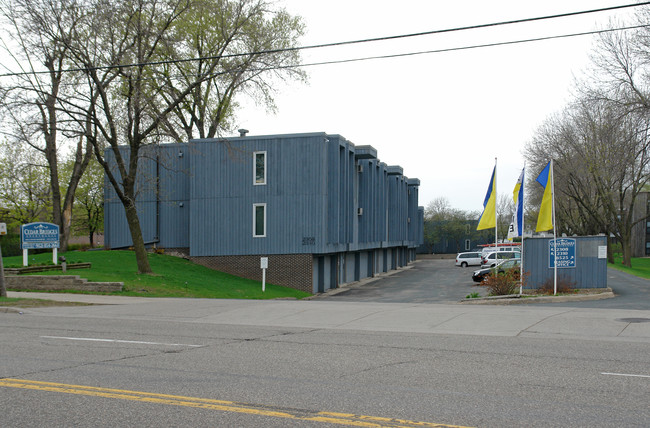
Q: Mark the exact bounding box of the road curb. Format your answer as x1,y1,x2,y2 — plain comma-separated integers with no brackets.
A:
459,290,616,305
0,306,26,314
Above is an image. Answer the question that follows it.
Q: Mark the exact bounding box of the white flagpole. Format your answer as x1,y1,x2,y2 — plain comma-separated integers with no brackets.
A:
494,157,498,250
551,159,557,295
520,162,526,295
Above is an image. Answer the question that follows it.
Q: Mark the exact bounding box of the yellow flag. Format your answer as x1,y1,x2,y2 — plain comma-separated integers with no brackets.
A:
477,166,496,230
535,161,553,232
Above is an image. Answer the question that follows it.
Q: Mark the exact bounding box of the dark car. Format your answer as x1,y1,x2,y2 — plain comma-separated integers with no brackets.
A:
472,259,521,282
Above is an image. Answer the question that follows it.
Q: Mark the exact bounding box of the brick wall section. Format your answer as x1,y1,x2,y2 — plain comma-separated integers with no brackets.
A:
5,275,123,292
191,254,313,293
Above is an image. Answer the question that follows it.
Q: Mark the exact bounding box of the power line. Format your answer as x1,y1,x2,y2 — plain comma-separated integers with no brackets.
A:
287,24,650,71
0,2,647,77
5,23,647,89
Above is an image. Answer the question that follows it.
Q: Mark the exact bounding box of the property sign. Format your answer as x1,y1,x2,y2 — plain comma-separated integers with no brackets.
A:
21,222,60,249
549,238,576,268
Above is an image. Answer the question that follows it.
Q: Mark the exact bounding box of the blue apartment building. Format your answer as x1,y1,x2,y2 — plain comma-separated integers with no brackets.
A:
104,132,424,294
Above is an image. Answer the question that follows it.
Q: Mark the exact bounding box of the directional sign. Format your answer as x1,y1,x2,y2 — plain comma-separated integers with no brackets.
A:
549,238,576,269
21,222,60,249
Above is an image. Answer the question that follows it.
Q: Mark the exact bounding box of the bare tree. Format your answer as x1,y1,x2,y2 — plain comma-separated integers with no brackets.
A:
526,96,650,266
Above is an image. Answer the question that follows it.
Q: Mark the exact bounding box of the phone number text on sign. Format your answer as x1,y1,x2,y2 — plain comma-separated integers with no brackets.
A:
549,238,576,268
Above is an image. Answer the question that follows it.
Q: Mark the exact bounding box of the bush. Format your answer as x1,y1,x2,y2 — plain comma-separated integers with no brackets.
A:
0,234,21,257
484,269,519,296
537,276,576,295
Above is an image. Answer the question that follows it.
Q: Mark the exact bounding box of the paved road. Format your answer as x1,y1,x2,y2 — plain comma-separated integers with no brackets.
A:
3,260,650,427
2,298,650,427
320,259,650,310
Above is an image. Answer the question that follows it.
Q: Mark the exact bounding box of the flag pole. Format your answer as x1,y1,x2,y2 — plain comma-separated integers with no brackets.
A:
520,162,526,295
494,157,498,250
551,159,557,295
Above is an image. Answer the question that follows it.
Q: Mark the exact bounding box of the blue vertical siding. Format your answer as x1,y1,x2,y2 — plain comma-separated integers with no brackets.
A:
104,144,190,249
105,132,422,259
523,235,607,289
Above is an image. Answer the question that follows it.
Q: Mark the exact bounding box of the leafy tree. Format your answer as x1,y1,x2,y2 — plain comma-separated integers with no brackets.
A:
423,197,489,253
0,0,94,251
160,0,305,140
65,156,104,247
0,141,51,227
526,15,650,267
52,0,305,274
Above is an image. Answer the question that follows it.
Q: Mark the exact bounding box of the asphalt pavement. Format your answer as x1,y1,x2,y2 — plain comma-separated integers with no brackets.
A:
5,259,650,343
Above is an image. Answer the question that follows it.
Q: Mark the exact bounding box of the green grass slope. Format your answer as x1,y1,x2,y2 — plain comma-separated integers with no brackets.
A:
2,250,311,299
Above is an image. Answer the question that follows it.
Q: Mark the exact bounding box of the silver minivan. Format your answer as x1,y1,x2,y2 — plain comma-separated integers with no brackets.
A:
455,252,483,267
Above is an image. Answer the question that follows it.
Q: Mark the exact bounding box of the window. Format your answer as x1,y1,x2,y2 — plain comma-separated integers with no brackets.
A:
253,203,266,237
254,151,266,185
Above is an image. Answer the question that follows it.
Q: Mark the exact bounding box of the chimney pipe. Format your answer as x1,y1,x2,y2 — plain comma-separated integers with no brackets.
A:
238,128,249,137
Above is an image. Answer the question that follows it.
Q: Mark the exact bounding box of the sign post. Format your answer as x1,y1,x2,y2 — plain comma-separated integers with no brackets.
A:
260,257,268,292
21,222,60,266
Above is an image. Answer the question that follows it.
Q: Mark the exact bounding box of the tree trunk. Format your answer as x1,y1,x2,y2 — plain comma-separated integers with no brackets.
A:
606,235,615,264
621,232,633,268
124,200,152,274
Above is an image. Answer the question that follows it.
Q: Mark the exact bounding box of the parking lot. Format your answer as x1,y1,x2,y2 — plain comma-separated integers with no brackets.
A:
322,257,488,303
321,257,650,309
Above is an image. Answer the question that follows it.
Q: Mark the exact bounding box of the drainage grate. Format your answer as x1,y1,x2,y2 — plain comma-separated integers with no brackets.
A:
617,318,650,323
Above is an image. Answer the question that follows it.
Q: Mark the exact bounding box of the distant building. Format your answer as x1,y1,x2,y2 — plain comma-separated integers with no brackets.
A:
104,132,423,294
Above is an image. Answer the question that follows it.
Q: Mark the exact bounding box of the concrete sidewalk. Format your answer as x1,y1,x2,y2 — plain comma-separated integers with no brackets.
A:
5,291,650,343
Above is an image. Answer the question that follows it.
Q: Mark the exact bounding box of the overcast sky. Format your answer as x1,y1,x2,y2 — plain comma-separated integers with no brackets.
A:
235,0,640,213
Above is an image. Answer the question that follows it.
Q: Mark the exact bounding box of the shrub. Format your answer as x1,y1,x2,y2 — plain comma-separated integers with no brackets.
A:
484,269,519,296
0,234,22,257
537,276,576,295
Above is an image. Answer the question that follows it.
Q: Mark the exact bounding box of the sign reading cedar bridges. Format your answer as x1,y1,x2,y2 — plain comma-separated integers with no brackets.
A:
21,222,60,249
549,238,576,268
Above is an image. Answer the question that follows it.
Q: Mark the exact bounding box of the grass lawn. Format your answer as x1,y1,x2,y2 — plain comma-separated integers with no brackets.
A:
1,250,311,300
607,254,650,280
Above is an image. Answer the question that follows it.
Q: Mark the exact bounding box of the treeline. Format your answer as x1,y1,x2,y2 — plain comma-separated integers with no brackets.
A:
525,8,650,267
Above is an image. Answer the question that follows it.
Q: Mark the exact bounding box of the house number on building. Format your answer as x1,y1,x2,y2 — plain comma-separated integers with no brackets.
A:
302,237,315,245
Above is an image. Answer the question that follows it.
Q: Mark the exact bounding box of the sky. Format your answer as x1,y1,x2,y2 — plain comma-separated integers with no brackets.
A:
235,0,640,213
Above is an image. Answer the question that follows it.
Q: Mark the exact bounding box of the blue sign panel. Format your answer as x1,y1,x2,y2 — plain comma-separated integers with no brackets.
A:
549,238,576,268
21,222,60,249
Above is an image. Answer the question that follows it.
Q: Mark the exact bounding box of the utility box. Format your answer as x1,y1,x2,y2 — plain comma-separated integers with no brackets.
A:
523,235,608,289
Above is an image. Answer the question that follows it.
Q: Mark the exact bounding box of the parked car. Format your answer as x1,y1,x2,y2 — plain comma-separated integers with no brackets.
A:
480,250,521,268
472,259,521,282
455,252,482,267
480,246,521,255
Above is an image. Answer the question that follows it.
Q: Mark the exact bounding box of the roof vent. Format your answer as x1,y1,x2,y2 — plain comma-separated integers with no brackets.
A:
238,128,249,137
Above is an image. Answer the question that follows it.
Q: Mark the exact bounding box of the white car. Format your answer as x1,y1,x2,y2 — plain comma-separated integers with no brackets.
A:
480,251,521,268
455,252,483,267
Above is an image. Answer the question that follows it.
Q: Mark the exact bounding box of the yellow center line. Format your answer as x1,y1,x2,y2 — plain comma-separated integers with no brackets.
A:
0,379,471,428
